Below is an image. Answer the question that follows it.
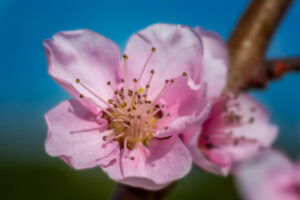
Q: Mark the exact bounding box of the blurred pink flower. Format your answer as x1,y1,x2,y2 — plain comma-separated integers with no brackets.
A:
43,24,211,190
236,150,300,200
182,27,278,175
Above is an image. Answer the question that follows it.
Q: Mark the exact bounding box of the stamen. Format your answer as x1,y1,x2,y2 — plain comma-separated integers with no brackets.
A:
122,54,129,103
148,80,172,109
144,69,155,96
78,93,115,119
135,47,156,90
76,78,111,108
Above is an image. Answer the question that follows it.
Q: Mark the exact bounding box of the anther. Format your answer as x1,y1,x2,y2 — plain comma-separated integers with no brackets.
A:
79,94,84,98
103,136,107,141
76,78,80,83
114,90,118,95
152,47,156,52
249,117,254,124
182,72,187,76
170,79,174,83
107,81,111,85
164,126,169,130
165,79,169,84
121,102,127,107
108,99,114,104
133,78,137,83
121,78,125,83
151,70,155,74
123,54,128,60
129,156,135,160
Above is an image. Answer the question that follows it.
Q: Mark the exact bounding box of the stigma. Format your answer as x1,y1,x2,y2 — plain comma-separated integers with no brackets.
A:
75,47,186,152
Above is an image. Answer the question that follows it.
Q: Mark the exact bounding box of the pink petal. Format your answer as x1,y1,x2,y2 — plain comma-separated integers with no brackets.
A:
101,136,192,190
235,151,298,200
155,76,211,138
194,26,228,99
43,29,121,113
183,126,231,175
45,100,119,169
194,26,228,63
201,58,227,99
124,24,203,93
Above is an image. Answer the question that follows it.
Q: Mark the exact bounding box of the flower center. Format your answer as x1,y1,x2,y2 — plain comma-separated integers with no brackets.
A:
76,47,186,152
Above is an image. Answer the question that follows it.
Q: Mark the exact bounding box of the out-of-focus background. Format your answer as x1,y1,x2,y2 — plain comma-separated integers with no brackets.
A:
0,0,299,199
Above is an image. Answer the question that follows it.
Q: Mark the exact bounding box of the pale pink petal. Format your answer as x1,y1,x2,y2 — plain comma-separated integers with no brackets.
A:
45,100,119,169
43,29,121,112
124,23,203,93
235,151,298,200
101,136,192,190
155,76,211,138
194,26,228,62
194,26,228,99
201,58,227,99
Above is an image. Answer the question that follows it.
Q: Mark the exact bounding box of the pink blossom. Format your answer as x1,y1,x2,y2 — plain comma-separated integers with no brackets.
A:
236,150,300,200
182,27,277,175
43,24,211,190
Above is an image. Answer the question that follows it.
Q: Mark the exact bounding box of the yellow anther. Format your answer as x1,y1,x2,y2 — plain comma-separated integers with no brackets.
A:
182,72,187,76
138,87,145,94
123,54,128,60
152,47,156,52
76,78,80,83
150,69,155,74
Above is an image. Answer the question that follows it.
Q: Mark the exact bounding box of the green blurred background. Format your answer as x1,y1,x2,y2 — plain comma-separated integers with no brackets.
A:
1,0,300,199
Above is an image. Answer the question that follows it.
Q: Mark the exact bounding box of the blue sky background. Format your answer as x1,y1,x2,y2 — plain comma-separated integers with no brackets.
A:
0,0,299,199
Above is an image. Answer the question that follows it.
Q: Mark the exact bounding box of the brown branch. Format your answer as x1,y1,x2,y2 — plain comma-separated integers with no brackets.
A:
249,57,300,88
264,57,300,78
226,0,293,91
111,183,176,200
